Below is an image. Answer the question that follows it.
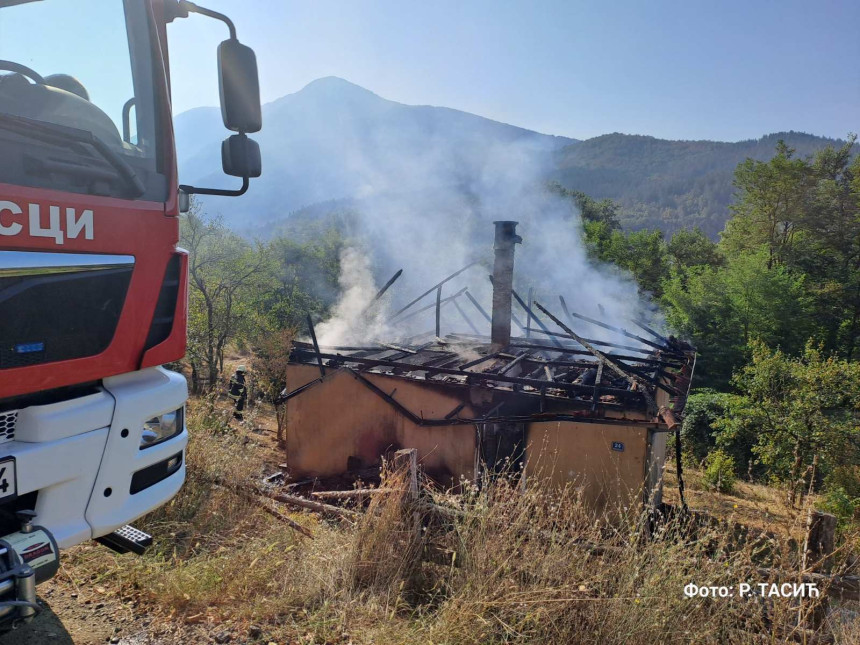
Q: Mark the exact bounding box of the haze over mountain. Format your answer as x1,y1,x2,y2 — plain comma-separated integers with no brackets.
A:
176,77,572,226
176,77,843,237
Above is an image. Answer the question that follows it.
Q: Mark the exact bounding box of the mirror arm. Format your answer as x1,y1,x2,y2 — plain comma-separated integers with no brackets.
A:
169,1,259,205
179,176,249,198
171,1,237,40
121,97,136,143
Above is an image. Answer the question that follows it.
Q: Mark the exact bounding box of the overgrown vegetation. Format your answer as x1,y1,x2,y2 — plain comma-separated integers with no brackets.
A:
251,328,296,446
64,403,859,644
180,203,341,394
702,450,736,494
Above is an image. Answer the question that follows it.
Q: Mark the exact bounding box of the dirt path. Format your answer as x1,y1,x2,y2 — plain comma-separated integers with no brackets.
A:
0,581,148,645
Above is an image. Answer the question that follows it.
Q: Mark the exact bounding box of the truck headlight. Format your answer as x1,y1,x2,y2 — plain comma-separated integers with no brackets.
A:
140,407,184,449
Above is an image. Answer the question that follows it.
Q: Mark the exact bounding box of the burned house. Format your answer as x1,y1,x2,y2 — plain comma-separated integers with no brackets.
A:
282,222,695,510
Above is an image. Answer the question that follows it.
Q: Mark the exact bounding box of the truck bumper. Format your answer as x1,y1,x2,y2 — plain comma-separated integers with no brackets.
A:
0,367,188,549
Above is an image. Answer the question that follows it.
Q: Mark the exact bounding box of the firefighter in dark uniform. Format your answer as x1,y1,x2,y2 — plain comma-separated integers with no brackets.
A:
228,365,248,420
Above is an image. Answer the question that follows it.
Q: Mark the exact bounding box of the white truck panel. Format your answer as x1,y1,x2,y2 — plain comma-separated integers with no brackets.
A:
86,367,188,538
16,389,114,443
0,366,188,549
0,428,109,548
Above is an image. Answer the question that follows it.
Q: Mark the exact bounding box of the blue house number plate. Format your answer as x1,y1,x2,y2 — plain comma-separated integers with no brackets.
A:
611,441,625,452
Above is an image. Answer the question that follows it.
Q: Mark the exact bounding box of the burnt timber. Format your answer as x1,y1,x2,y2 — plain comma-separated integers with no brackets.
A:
282,220,696,511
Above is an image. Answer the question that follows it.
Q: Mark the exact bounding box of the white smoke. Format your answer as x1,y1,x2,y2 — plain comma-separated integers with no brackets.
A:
315,246,394,346
308,123,664,350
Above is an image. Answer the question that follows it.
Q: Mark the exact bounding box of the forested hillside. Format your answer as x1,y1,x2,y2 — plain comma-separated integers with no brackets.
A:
175,78,842,237
552,132,845,236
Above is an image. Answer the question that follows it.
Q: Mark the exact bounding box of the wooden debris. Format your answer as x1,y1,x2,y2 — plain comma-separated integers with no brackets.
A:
251,497,314,539
206,477,313,539
263,471,285,484
310,488,394,499
803,509,836,573
265,490,360,520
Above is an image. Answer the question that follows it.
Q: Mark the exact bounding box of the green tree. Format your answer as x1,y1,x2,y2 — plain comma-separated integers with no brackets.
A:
182,205,270,393
263,228,344,331
702,450,737,494
716,340,860,506
793,138,860,357
556,184,674,296
251,328,295,446
721,141,813,268
617,229,669,296
549,181,621,229
582,221,669,296
680,390,735,464
662,249,812,388
667,228,723,270
720,250,813,350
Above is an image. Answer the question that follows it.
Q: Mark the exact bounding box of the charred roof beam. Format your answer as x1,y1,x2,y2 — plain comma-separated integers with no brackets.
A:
558,295,668,353
533,301,659,415
342,367,658,426
391,286,468,324
291,347,646,405
390,262,479,320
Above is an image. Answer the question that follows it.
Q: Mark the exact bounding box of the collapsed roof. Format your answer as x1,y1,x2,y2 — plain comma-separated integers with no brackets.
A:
287,221,696,426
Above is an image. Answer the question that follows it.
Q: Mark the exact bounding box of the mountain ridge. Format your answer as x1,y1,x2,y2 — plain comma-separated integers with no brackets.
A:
175,77,844,236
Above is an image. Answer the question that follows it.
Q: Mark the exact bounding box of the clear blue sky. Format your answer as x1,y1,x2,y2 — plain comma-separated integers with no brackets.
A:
167,0,858,142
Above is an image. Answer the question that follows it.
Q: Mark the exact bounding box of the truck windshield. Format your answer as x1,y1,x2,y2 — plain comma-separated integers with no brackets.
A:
0,0,167,201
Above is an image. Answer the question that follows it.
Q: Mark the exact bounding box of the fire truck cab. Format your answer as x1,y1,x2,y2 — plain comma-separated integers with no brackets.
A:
0,0,261,626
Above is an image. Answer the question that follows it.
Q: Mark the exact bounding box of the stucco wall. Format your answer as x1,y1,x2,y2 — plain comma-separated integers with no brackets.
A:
523,421,649,510
285,365,477,485
285,364,663,506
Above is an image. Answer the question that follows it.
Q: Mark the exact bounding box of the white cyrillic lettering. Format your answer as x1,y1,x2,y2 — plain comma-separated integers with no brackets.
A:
65,208,93,240
0,201,23,235
28,204,64,244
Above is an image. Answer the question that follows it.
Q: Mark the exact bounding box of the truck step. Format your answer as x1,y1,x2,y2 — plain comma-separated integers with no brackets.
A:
95,524,153,556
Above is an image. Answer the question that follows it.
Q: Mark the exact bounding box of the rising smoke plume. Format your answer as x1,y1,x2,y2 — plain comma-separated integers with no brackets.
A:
316,246,395,346
299,96,661,348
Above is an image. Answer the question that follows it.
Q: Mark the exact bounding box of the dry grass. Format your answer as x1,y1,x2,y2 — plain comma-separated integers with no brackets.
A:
663,463,813,541
62,399,860,644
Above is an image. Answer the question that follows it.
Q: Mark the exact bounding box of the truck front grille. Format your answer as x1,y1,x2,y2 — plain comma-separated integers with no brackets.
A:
0,411,16,444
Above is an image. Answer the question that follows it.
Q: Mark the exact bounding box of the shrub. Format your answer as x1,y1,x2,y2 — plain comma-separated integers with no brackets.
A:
703,449,737,493
824,465,860,500
819,486,859,527
680,390,733,464
251,327,295,445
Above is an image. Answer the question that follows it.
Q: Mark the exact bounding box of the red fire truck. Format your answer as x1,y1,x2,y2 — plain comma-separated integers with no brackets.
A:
0,0,262,625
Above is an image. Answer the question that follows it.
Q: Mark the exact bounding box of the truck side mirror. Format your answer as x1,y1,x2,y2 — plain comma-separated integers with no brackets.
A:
218,39,262,134
172,3,263,199
222,134,261,178
178,190,190,213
